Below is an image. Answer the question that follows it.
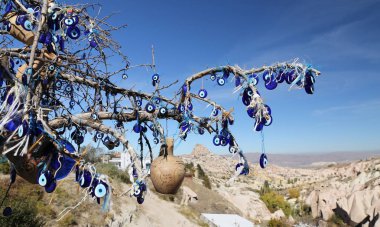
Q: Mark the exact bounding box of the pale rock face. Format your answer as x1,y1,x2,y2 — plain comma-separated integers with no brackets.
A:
182,145,380,225
191,144,211,157
307,158,380,225
271,209,285,220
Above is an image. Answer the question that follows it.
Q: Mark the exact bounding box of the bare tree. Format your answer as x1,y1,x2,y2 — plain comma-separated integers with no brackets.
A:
0,0,321,212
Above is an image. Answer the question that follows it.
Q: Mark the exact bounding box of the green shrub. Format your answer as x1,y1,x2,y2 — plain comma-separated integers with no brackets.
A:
96,163,131,184
185,162,195,176
288,188,300,199
260,180,271,195
260,191,292,217
268,218,290,227
329,214,345,225
0,162,10,174
0,188,46,227
196,164,211,189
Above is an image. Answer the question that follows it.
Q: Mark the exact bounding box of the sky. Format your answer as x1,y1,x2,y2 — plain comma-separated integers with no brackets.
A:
66,0,380,155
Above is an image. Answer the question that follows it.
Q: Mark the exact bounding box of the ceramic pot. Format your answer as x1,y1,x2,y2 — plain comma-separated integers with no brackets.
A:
150,138,185,194
6,13,34,46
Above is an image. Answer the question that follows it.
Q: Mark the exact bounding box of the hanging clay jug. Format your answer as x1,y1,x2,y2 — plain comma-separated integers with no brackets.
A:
150,138,185,194
6,12,35,46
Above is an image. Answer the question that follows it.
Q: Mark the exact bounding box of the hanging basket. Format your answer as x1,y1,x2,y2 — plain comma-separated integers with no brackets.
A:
6,12,35,46
150,138,185,194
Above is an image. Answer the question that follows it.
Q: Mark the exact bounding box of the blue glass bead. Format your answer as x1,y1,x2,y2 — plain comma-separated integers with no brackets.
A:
198,89,208,98
260,153,268,169
145,102,155,113
67,26,81,40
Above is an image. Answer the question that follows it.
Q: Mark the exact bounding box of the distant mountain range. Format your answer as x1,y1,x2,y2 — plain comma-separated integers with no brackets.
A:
244,150,380,167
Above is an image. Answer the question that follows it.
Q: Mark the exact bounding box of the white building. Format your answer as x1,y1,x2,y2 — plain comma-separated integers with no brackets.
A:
108,152,131,170
105,152,151,175
201,213,254,227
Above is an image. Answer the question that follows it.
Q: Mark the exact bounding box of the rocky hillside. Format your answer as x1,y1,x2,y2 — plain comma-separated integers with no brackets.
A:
1,145,379,226
182,144,380,226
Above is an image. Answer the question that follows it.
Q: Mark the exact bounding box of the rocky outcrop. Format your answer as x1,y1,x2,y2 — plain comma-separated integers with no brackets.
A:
306,163,380,226
191,144,211,157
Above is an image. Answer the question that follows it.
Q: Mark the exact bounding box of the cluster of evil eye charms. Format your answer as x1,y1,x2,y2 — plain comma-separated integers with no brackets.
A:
131,180,147,204
262,69,316,94
75,167,110,203
212,129,232,147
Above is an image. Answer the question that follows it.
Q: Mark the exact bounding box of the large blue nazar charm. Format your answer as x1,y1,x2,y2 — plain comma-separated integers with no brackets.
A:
38,170,53,187
94,181,108,198
260,153,268,169
66,26,81,40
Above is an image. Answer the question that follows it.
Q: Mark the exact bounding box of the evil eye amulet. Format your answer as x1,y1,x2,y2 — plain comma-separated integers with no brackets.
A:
18,120,28,137
158,107,167,117
264,115,273,126
3,207,12,217
80,170,92,188
212,135,221,146
248,74,259,86
122,73,128,79
229,146,238,154
305,71,315,85
264,104,272,115
260,153,268,169
91,113,99,120
254,121,264,131
263,71,273,82
152,73,159,81
210,74,216,81
198,89,208,98
276,71,286,83
285,70,296,84
187,102,193,111
145,102,155,113
153,137,159,144
96,132,104,139
305,84,314,95
235,76,241,87
67,26,81,40
94,182,107,198
217,77,225,86
64,15,79,26
247,107,256,118
220,138,228,146
211,108,219,116
136,100,142,107
133,123,141,133
178,104,185,113
137,196,144,204
69,100,75,108
198,127,204,135
265,80,278,90
38,171,53,187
